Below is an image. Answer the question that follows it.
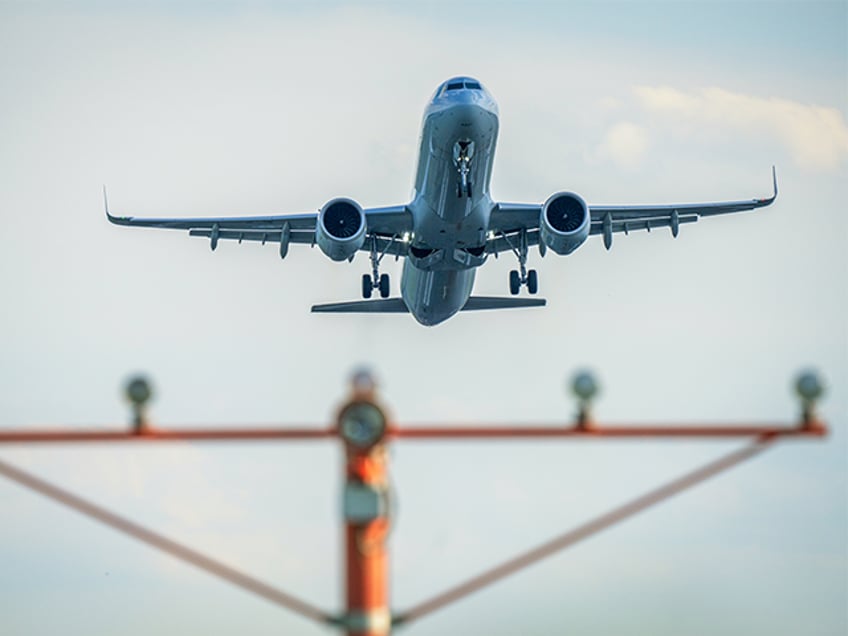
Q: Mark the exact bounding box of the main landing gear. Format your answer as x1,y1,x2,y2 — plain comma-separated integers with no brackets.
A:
454,140,474,198
362,273,389,299
362,235,390,299
506,228,538,295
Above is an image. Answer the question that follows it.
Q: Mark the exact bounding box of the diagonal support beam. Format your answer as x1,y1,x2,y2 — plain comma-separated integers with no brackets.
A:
0,458,335,626
393,434,777,627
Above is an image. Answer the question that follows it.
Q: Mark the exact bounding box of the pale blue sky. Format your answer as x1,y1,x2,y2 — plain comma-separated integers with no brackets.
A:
0,2,845,635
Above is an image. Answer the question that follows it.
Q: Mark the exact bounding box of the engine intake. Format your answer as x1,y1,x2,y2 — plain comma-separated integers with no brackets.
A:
539,192,590,255
316,198,367,261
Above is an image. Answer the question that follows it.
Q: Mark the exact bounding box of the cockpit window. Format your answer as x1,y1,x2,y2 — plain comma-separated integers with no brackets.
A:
440,80,483,96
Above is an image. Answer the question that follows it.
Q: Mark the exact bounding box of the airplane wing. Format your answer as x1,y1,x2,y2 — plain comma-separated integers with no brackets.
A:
104,190,412,257
489,167,777,252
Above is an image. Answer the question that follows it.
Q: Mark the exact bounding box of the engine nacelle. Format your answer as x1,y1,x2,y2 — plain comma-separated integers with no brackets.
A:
316,198,367,261
539,191,590,255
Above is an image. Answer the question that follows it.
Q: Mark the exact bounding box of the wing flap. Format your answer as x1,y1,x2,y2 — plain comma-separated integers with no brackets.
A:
189,229,315,245
486,229,541,255
589,214,698,236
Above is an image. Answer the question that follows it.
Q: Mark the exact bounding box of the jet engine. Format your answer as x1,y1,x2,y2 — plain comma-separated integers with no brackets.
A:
316,198,367,261
539,192,590,255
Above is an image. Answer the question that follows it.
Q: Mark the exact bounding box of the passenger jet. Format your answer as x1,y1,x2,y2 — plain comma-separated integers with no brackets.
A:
106,76,777,326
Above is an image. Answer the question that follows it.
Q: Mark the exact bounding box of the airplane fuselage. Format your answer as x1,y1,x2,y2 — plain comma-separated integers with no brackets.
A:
400,77,500,326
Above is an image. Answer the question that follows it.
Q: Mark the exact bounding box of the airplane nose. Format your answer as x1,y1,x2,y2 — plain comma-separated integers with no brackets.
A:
461,92,497,116
452,102,496,127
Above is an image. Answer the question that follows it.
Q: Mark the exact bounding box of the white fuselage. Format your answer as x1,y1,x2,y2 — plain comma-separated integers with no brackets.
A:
400,78,500,326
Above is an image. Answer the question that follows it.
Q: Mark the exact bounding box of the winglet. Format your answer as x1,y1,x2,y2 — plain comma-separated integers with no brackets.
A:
103,185,131,225
755,166,778,205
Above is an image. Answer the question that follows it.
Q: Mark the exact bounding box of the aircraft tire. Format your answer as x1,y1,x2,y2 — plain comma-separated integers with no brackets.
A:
509,270,521,295
379,273,390,298
362,274,373,299
527,269,538,294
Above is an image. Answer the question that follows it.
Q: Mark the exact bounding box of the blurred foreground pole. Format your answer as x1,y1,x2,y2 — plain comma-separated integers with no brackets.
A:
337,369,391,636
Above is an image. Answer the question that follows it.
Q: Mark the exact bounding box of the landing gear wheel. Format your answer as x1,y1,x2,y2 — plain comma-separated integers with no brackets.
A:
379,273,390,298
457,183,463,198
466,181,473,198
509,270,521,295
362,274,373,299
527,269,538,295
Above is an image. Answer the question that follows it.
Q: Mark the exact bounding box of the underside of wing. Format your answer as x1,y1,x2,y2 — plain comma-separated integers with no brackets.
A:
488,167,777,253
104,188,412,257
588,167,777,249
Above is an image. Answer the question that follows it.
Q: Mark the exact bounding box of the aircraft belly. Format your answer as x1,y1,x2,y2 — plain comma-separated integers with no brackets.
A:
405,244,487,272
414,105,498,224
409,105,499,257
401,261,475,326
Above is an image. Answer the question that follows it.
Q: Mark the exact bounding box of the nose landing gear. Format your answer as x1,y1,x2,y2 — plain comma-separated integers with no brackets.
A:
454,140,474,198
505,229,539,295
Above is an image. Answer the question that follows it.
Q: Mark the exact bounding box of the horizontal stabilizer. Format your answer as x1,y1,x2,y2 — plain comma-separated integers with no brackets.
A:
462,296,546,311
311,296,546,314
311,298,410,313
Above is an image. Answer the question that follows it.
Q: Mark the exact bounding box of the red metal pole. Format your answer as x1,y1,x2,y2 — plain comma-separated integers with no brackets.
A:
338,377,391,636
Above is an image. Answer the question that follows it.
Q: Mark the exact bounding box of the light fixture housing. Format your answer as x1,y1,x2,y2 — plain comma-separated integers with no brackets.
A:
338,401,387,449
571,370,598,402
795,371,824,405
125,376,152,406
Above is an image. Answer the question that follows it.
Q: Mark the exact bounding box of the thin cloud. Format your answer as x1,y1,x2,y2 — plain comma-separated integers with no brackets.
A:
635,85,848,171
595,121,650,170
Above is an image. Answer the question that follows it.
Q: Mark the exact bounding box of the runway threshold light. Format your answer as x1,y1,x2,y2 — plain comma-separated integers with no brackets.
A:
571,370,599,402
795,371,824,404
570,370,599,427
794,370,825,424
351,367,377,397
124,375,153,432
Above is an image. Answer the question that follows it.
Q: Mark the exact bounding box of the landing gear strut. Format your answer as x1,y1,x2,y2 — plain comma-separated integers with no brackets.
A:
506,229,538,295
362,235,391,299
454,140,474,198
